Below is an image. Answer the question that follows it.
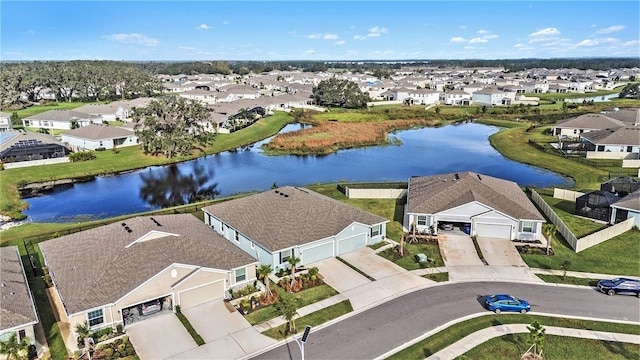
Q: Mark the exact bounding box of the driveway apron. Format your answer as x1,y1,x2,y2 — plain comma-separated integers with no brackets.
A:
126,312,196,360
311,257,371,293
438,234,484,267
476,237,528,267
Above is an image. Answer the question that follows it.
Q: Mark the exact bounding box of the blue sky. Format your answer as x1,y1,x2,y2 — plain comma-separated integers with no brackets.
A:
2,1,639,61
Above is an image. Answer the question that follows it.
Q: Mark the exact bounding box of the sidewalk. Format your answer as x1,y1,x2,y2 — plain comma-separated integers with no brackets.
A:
530,268,636,280
426,324,640,360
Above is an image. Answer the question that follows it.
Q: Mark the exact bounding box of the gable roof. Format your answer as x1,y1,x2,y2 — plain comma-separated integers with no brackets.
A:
555,114,626,130
23,109,101,122
407,172,544,220
61,124,134,141
39,214,256,314
581,127,640,146
611,189,640,212
202,186,388,252
0,246,38,331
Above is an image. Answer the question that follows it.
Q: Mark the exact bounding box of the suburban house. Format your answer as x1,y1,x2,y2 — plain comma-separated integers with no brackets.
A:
202,186,389,270
609,189,640,226
553,113,627,138
60,124,138,151
0,246,39,354
179,89,218,104
580,127,640,158
444,89,472,106
22,110,102,131
405,172,545,240
0,130,69,165
0,111,11,132
74,103,129,122
39,214,259,348
472,88,516,106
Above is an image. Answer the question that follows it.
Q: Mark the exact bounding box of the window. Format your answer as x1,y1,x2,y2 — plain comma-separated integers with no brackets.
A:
417,215,427,226
521,221,534,233
234,231,240,242
597,145,605,151
235,268,246,283
280,249,292,264
371,224,380,237
88,309,104,327
627,146,633,152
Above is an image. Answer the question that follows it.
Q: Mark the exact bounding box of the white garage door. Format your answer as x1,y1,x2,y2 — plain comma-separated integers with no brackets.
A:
337,233,367,255
476,224,512,239
179,280,224,309
302,242,334,265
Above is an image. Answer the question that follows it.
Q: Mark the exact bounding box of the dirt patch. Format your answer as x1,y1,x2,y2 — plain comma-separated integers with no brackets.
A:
517,245,555,256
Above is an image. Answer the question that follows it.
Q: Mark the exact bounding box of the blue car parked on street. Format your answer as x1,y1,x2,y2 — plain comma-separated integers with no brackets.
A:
597,278,640,297
485,294,531,314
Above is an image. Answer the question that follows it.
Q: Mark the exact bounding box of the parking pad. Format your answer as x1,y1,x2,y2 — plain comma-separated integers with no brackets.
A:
127,312,197,360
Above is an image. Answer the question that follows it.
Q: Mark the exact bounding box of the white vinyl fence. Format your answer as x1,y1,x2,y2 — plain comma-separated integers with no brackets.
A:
553,188,585,202
345,188,407,199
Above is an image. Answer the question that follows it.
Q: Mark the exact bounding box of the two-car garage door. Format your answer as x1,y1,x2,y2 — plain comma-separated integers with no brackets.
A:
475,224,512,239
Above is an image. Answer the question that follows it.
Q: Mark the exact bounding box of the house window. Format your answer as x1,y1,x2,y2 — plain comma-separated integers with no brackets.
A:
280,249,292,264
417,215,427,226
627,146,633,152
235,268,246,283
18,330,26,341
597,145,605,151
371,224,380,237
521,221,534,233
234,231,240,242
88,309,104,327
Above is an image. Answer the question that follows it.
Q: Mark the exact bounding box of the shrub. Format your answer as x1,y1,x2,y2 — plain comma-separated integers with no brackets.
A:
69,151,96,162
125,345,135,356
116,324,123,334
95,147,106,151
117,343,126,353
103,348,114,357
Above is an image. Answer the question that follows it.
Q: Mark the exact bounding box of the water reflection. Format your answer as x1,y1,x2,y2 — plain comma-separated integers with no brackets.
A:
139,163,219,207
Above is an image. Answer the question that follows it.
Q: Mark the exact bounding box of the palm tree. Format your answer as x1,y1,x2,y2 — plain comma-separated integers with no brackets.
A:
288,256,301,288
256,264,273,297
274,292,298,335
543,224,557,256
0,332,30,360
75,321,91,345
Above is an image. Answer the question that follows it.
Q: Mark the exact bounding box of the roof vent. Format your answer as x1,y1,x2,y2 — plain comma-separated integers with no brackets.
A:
124,226,132,233
477,174,482,180
0,282,5,287
150,217,162,226
454,173,460,180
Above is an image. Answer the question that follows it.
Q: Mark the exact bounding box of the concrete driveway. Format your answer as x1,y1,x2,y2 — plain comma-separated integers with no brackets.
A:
171,300,277,359
438,234,484,267
476,237,528,267
127,312,197,360
311,257,371,293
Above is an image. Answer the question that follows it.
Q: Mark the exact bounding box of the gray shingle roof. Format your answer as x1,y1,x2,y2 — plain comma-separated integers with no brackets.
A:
202,186,388,252
61,124,134,140
611,189,640,212
23,110,101,122
581,127,640,146
555,114,626,130
0,246,38,331
39,214,257,314
407,172,544,220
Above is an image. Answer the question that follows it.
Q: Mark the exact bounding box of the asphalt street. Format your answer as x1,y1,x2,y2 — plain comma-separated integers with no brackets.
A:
251,281,640,360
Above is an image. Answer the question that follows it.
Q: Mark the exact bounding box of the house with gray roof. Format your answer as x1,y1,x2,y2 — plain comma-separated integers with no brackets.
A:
406,172,545,240
610,189,640,226
202,186,389,269
39,214,259,346
61,124,138,150
0,246,39,352
580,127,640,158
0,130,69,166
22,110,102,131
553,113,627,138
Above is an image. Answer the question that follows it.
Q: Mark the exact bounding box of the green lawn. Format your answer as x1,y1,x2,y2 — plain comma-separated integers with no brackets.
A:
378,242,444,270
521,229,640,277
539,195,606,237
244,284,338,325
388,315,640,360
261,300,353,340
536,274,599,287
459,334,639,360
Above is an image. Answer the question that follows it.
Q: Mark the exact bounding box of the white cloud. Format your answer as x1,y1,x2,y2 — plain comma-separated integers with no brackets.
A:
477,29,489,35
529,27,560,37
197,24,211,30
102,33,158,47
303,49,316,54
575,37,618,47
450,37,467,43
26,29,37,35
178,46,196,50
335,40,345,45
367,26,388,37
623,40,640,47
596,25,625,34
307,33,338,40
459,25,466,30
354,35,365,40
514,43,524,48
468,37,489,44
483,34,498,40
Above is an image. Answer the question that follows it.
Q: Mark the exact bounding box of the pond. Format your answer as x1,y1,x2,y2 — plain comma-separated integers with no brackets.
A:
564,93,619,103
23,122,573,222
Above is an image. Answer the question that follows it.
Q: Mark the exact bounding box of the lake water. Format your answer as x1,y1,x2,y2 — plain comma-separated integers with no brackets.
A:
23,122,572,222
564,93,619,103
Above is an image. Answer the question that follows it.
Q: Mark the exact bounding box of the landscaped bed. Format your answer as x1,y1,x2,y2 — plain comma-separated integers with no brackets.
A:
378,241,445,271
260,300,353,340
